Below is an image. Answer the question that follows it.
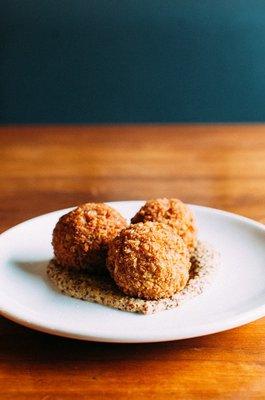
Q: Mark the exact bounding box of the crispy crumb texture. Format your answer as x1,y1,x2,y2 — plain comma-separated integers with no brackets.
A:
107,221,190,300
131,198,197,251
47,241,219,315
52,203,127,272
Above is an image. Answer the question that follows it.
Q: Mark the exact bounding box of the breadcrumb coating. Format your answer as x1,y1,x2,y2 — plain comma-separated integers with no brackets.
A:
52,203,127,271
107,222,190,300
131,198,197,251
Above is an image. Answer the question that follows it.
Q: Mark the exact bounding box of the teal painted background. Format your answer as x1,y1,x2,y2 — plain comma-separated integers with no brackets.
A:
1,1,265,123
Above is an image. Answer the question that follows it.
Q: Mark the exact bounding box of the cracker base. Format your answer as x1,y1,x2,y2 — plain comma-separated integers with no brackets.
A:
47,241,219,314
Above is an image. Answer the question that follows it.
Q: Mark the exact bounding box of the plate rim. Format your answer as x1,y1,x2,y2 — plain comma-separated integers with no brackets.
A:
0,200,265,238
0,201,265,343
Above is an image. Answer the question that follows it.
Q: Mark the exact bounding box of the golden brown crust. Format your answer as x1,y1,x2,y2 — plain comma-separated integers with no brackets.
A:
131,198,197,251
107,222,190,300
52,203,127,271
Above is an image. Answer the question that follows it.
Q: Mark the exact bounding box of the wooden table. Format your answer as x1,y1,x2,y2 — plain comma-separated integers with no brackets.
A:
0,124,265,399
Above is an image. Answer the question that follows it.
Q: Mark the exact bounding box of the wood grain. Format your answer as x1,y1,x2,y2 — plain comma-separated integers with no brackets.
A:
0,124,265,399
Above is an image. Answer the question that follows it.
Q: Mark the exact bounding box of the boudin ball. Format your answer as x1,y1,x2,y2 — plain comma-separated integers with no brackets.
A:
107,221,191,300
52,203,127,272
131,198,197,251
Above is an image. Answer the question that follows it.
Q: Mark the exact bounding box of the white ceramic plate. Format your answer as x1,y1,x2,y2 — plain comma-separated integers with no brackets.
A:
0,201,265,343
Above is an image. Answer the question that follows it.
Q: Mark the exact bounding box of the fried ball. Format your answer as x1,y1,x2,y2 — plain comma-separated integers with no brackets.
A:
107,222,190,300
52,203,127,271
131,198,197,251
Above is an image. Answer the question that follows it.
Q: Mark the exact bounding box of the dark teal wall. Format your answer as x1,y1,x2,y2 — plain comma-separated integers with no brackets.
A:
1,1,265,123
